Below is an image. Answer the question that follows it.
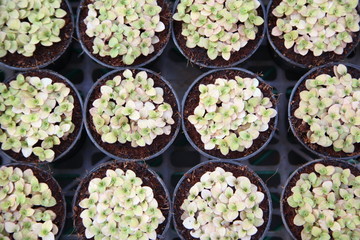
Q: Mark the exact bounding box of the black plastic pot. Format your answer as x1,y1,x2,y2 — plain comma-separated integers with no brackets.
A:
182,67,279,161
266,0,360,70
288,62,360,160
173,160,272,240
0,69,84,164
72,160,172,239
76,0,172,69
280,159,360,240
1,163,66,240
84,68,181,161
172,0,266,68
0,0,74,71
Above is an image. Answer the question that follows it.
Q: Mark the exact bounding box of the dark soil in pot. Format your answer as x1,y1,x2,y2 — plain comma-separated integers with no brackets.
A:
2,70,83,163
84,68,181,161
183,68,278,160
4,163,66,240
0,0,74,70
172,0,265,68
267,0,360,69
281,159,360,240
73,161,171,239
289,64,360,159
77,0,171,68
173,160,271,240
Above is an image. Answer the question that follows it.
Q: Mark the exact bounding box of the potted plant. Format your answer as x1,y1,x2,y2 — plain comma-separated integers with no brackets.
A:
267,0,360,69
182,68,278,160
173,160,272,240
288,63,360,159
76,0,171,68
281,159,360,240
172,0,266,68
84,68,181,161
0,70,84,163
0,163,66,240
0,0,74,70
73,160,171,239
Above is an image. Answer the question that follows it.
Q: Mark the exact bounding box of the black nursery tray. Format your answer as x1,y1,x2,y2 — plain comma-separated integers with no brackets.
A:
0,0,359,239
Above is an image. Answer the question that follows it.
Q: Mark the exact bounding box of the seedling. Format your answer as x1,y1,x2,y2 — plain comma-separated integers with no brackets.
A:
271,0,359,56
287,163,360,240
294,64,360,153
84,0,165,65
0,74,75,162
0,166,58,240
188,76,277,155
79,168,165,239
173,0,264,60
90,70,175,147
0,0,67,58
181,167,265,239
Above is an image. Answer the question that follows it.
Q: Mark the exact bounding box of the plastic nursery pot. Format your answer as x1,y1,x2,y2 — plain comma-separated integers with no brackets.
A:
288,62,360,160
1,163,66,240
76,0,172,69
0,0,74,71
266,0,360,70
72,160,172,239
84,68,181,161
0,69,84,164
280,159,360,240
171,0,266,68
182,67,279,161
173,160,272,240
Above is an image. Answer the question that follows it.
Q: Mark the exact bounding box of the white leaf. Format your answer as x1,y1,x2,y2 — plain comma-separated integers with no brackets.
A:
21,147,33,158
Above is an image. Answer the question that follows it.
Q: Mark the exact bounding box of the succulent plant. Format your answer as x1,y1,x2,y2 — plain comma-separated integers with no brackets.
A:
294,64,360,153
0,166,59,240
0,74,75,162
180,167,265,239
0,0,67,58
287,163,360,240
188,77,277,155
90,69,175,148
173,0,264,60
271,0,360,56
84,0,165,65
79,168,165,240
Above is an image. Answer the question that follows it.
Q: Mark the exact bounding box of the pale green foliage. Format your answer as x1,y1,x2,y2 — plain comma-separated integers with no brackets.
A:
84,0,165,65
173,0,264,60
294,64,360,153
287,163,360,240
79,168,165,240
188,77,277,155
0,166,58,240
271,0,359,56
0,0,67,58
90,70,174,147
0,74,75,162
181,167,265,239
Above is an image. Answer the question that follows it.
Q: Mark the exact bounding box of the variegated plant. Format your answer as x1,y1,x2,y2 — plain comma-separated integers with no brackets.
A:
0,74,75,162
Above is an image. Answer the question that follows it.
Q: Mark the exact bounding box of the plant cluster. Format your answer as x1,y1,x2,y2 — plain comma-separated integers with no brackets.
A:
271,0,360,56
0,0,67,58
79,168,165,239
90,70,175,147
294,64,360,153
180,167,265,239
84,0,165,65
188,77,277,155
0,74,75,162
0,166,58,240
173,0,264,60
287,163,360,240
